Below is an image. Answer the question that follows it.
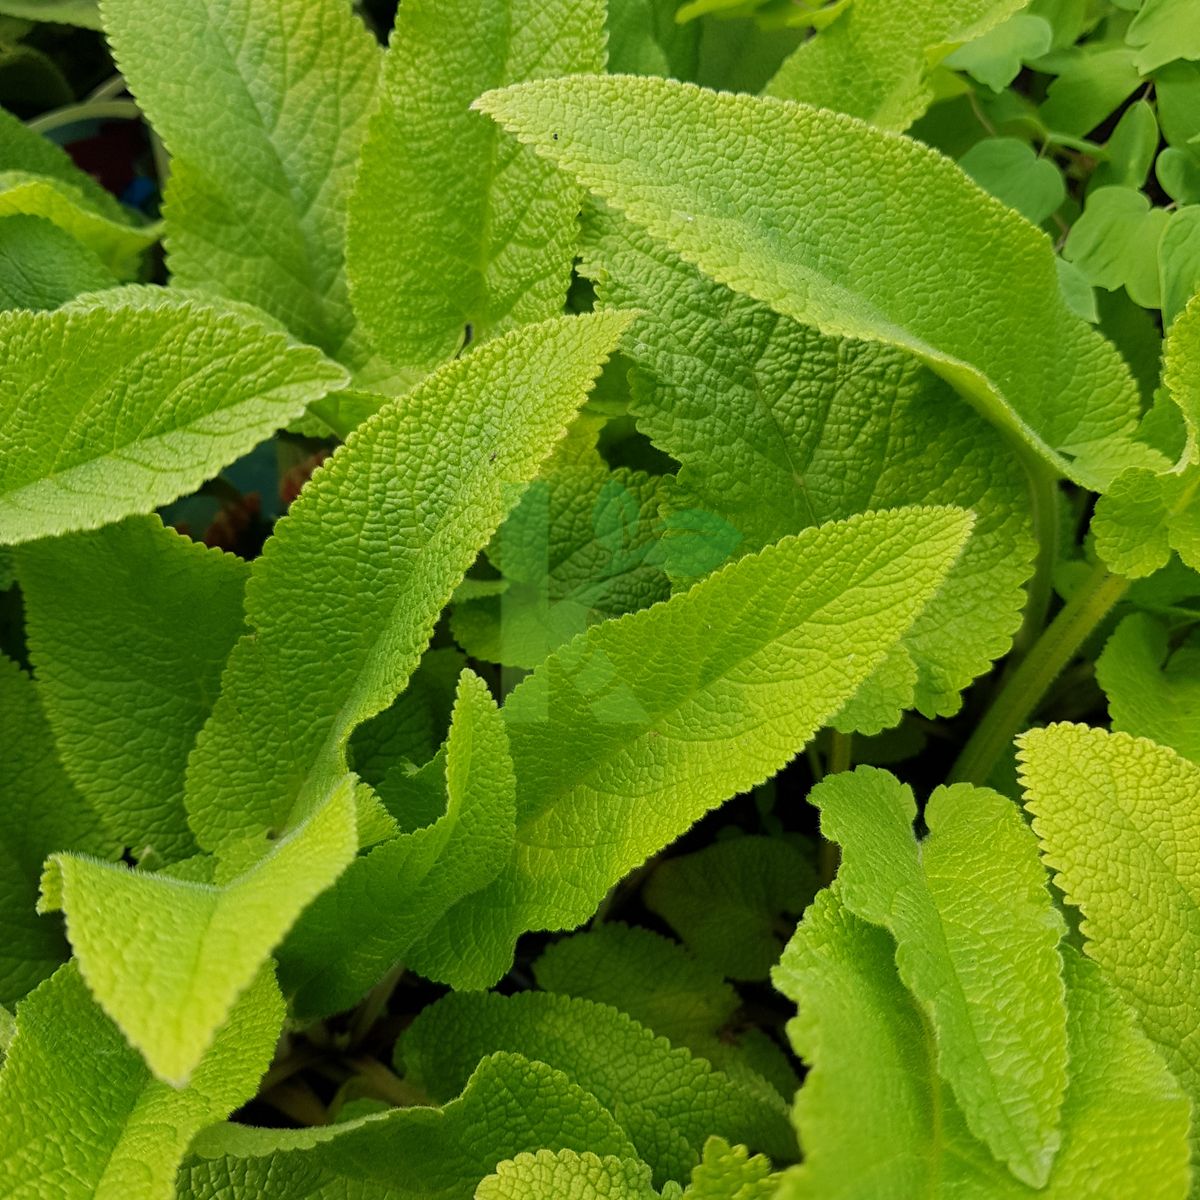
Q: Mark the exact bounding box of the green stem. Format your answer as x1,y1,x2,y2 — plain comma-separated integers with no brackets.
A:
348,962,405,1048
349,1057,430,1108
26,100,144,136
949,559,1129,786
1009,454,1061,661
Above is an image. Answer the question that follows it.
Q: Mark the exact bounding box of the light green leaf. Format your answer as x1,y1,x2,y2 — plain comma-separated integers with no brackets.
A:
1064,185,1170,309
1038,44,1142,137
644,836,818,982
0,962,281,1200
1020,724,1200,1115
0,297,347,545
682,1138,778,1199
39,775,356,1084
0,0,99,26
0,652,112,1004
1092,466,1200,577
1162,207,1200,329
101,0,381,370
1156,147,1200,205
180,1052,639,1200
1097,613,1200,765
279,669,516,1018
773,889,1191,1199
811,769,1068,1186
409,506,971,988
477,1151,657,1200
959,137,1065,223
18,516,247,863
346,0,604,376
184,312,630,860
583,211,1034,722
1092,100,1159,192
1167,291,1200,461
402,991,797,1187
945,14,1053,92
477,75,1157,491
0,213,114,311
1127,0,1200,73
765,0,1028,129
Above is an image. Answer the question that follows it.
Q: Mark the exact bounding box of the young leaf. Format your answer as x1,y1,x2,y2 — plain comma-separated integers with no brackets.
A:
179,1052,639,1200
476,1150,656,1200
1126,0,1200,74
682,1138,778,1199
279,669,516,1018
764,0,1027,129
409,506,972,988
0,652,112,1004
1063,186,1170,310
958,138,1065,225
1020,725,1200,1115
772,890,1191,1198
185,312,630,860
100,0,381,370
1096,614,1200,764
401,991,797,1186
811,768,1068,1186
0,298,347,544
1092,466,1200,578
0,962,282,1200
944,14,1054,93
39,774,356,1085
347,0,605,375
476,75,1158,491
0,213,114,311
18,516,248,863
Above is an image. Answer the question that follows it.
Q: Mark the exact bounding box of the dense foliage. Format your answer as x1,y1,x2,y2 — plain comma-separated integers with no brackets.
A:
0,0,1198,1196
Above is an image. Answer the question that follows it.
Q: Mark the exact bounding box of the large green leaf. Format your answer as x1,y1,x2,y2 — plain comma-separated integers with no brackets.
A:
410,506,971,988
0,297,347,544
40,775,356,1085
185,312,630,861
772,890,1191,1198
0,213,114,310
101,0,382,371
477,75,1158,491
18,516,247,863
765,0,1026,129
346,0,604,376
811,769,1068,1186
0,962,281,1200
402,990,796,1187
476,1151,656,1200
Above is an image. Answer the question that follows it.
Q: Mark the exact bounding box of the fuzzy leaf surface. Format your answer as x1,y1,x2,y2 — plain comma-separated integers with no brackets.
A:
476,1150,656,1200
0,214,114,311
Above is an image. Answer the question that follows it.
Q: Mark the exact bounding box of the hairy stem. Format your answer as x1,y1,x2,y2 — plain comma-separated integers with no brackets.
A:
1008,452,1061,661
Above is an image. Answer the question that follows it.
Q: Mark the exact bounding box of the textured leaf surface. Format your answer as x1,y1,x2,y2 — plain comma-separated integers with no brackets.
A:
18,516,247,863
185,313,629,859
0,298,347,544
0,214,114,311
1097,614,1200,765
101,0,381,369
40,776,356,1084
279,670,516,1018
347,0,604,375
811,769,1068,1186
0,962,281,1200
1020,725,1200,1115
409,507,971,988
477,76,1156,490
681,1138,778,1199
1166,292,1200,463
584,212,1033,721
180,1052,638,1200
476,1150,656,1200
1092,466,1200,578
0,653,111,1004
764,0,1026,129
772,890,1191,1199
402,991,797,1186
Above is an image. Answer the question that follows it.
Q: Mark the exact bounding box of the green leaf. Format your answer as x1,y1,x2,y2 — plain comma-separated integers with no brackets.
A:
0,213,114,311
100,0,381,371
279,669,516,1018
811,769,1068,1186
401,990,797,1187
945,14,1054,93
0,296,347,545
764,0,1028,129
346,0,604,377
0,0,99,26
583,210,1035,722
681,1138,778,1199
606,0,699,77
0,652,112,1004
1091,100,1159,192
958,137,1065,224
179,1052,639,1200
644,836,817,982
1161,206,1200,328
477,75,1157,491
476,1151,657,1200
1020,723,1200,1117
0,962,282,1200
39,774,357,1084
184,312,630,860
1097,613,1200,765
1157,148,1200,205
1092,466,1200,577
1038,43,1142,138
1127,0,1200,74
409,506,972,988
772,890,1191,1198
1158,60,1200,147
1166,291,1200,461
17,516,247,863
1064,186,1170,309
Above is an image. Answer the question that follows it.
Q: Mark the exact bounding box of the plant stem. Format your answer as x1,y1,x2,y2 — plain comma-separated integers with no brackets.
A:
349,1056,430,1108
348,962,405,1048
1009,452,1061,662
26,100,144,135
949,559,1129,786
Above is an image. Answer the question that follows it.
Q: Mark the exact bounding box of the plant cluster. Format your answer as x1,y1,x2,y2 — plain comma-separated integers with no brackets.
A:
0,0,1197,1197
